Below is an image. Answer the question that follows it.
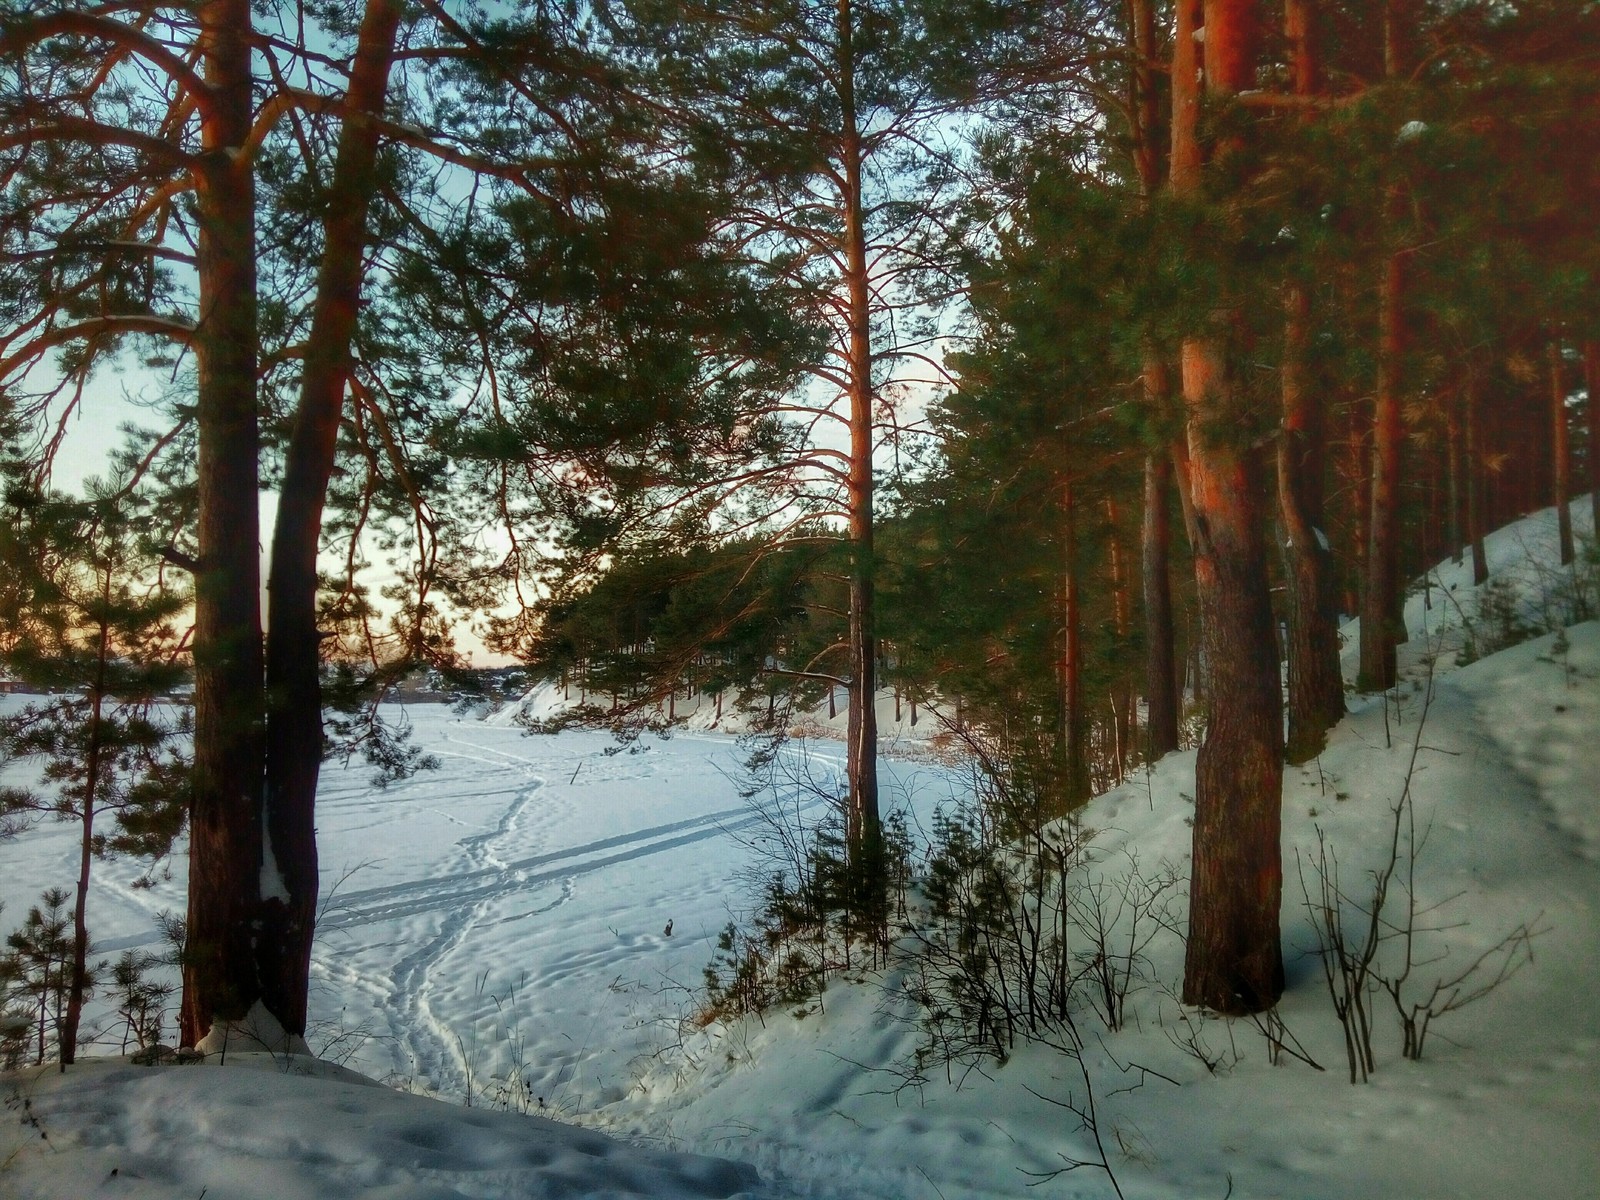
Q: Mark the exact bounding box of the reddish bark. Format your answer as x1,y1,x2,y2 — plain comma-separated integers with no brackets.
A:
1360,250,1405,691
1465,371,1490,585
1446,403,1463,563
1182,346,1285,1015
1106,497,1134,780
1143,449,1181,757
1279,281,1344,761
259,0,403,1038
1549,339,1574,565
1176,0,1285,1016
182,0,266,1047
1126,0,1179,760
1277,0,1343,762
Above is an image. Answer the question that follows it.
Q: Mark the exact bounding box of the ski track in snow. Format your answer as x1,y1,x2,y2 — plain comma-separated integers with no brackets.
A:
79,722,844,1102
375,733,555,1094
321,804,774,930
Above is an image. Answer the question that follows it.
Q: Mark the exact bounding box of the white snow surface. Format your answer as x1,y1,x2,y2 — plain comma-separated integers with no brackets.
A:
1,499,1597,1198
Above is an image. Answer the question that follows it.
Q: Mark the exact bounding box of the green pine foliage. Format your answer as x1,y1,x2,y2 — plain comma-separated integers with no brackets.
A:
0,466,191,1063
0,889,75,1068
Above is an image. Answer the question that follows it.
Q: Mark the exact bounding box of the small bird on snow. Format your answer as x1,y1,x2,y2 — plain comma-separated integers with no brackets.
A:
662,919,674,938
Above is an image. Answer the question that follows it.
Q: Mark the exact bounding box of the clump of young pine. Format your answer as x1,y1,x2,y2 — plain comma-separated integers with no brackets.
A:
701,784,913,1023
0,468,191,1065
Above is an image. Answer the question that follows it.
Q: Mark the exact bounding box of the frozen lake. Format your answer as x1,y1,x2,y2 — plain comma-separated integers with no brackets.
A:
0,701,964,1114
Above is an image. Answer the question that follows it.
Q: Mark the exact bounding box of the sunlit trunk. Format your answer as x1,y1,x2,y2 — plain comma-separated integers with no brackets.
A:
1176,0,1285,1017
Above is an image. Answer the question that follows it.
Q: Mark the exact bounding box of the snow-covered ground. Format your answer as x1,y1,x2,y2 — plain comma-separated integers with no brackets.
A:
1,501,1597,1199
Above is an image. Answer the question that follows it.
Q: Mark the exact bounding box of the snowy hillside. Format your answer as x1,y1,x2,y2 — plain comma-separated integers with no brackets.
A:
1,502,1596,1199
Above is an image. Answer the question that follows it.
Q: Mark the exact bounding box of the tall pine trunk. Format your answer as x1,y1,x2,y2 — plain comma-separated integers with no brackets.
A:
1128,0,1180,760
183,0,266,1048
1278,0,1343,762
1360,248,1405,691
261,0,402,1041
1465,370,1490,585
1176,0,1285,1017
837,0,882,924
1279,282,1344,760
1359,2,1412,691
1059,481,1091,805
1548,339,1573,565
1587,341,1600,539
1105,497,1134,780
1142,448,1181,757
1446,402,1463,563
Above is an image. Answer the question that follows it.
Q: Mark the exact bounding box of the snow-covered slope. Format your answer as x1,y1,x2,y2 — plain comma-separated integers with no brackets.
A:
1,502,1595,1199
0,1052,759,1200
597,622,1600,1200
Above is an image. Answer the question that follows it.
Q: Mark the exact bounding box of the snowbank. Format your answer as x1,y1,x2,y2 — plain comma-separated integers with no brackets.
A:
0,1052,760,1200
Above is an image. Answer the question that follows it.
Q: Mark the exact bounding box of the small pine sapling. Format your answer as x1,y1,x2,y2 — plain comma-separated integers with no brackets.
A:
0,475,191,1066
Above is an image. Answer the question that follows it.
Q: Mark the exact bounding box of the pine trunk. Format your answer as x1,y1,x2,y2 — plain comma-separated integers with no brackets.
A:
837,0,881,922
182,0,266,1049
1465,372,1490,585
1142,449,1180,757
1587,341,1600,538
1105,497,1134,780
1060,482,1091,805
1360,249,1404,691
260,0,401,1040
1549,339,1574,564
1176,0,1285,1017
1279,283,1344,761
1446,404,1463,563
1127,0,1178,761
61,632,110,1067
1278,0,1343,763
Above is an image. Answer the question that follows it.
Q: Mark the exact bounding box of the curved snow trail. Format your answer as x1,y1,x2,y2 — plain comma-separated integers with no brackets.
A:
380,761,549,1095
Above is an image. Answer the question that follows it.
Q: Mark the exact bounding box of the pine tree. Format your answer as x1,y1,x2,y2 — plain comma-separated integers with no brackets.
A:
0,0,777,1045
0,471,190,1065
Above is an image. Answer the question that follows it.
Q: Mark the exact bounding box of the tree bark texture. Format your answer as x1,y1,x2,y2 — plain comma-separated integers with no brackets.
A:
1142,448,1181,757
1278,316,1345,759
837,0,882,920
1176,0,1286,1017
1359,249,1404,691
1277,0,1343,762
1105,497,1134,780
261,0,402,1040
183,0,265,1047
1127,0,1179,761
1446,404,1462,563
